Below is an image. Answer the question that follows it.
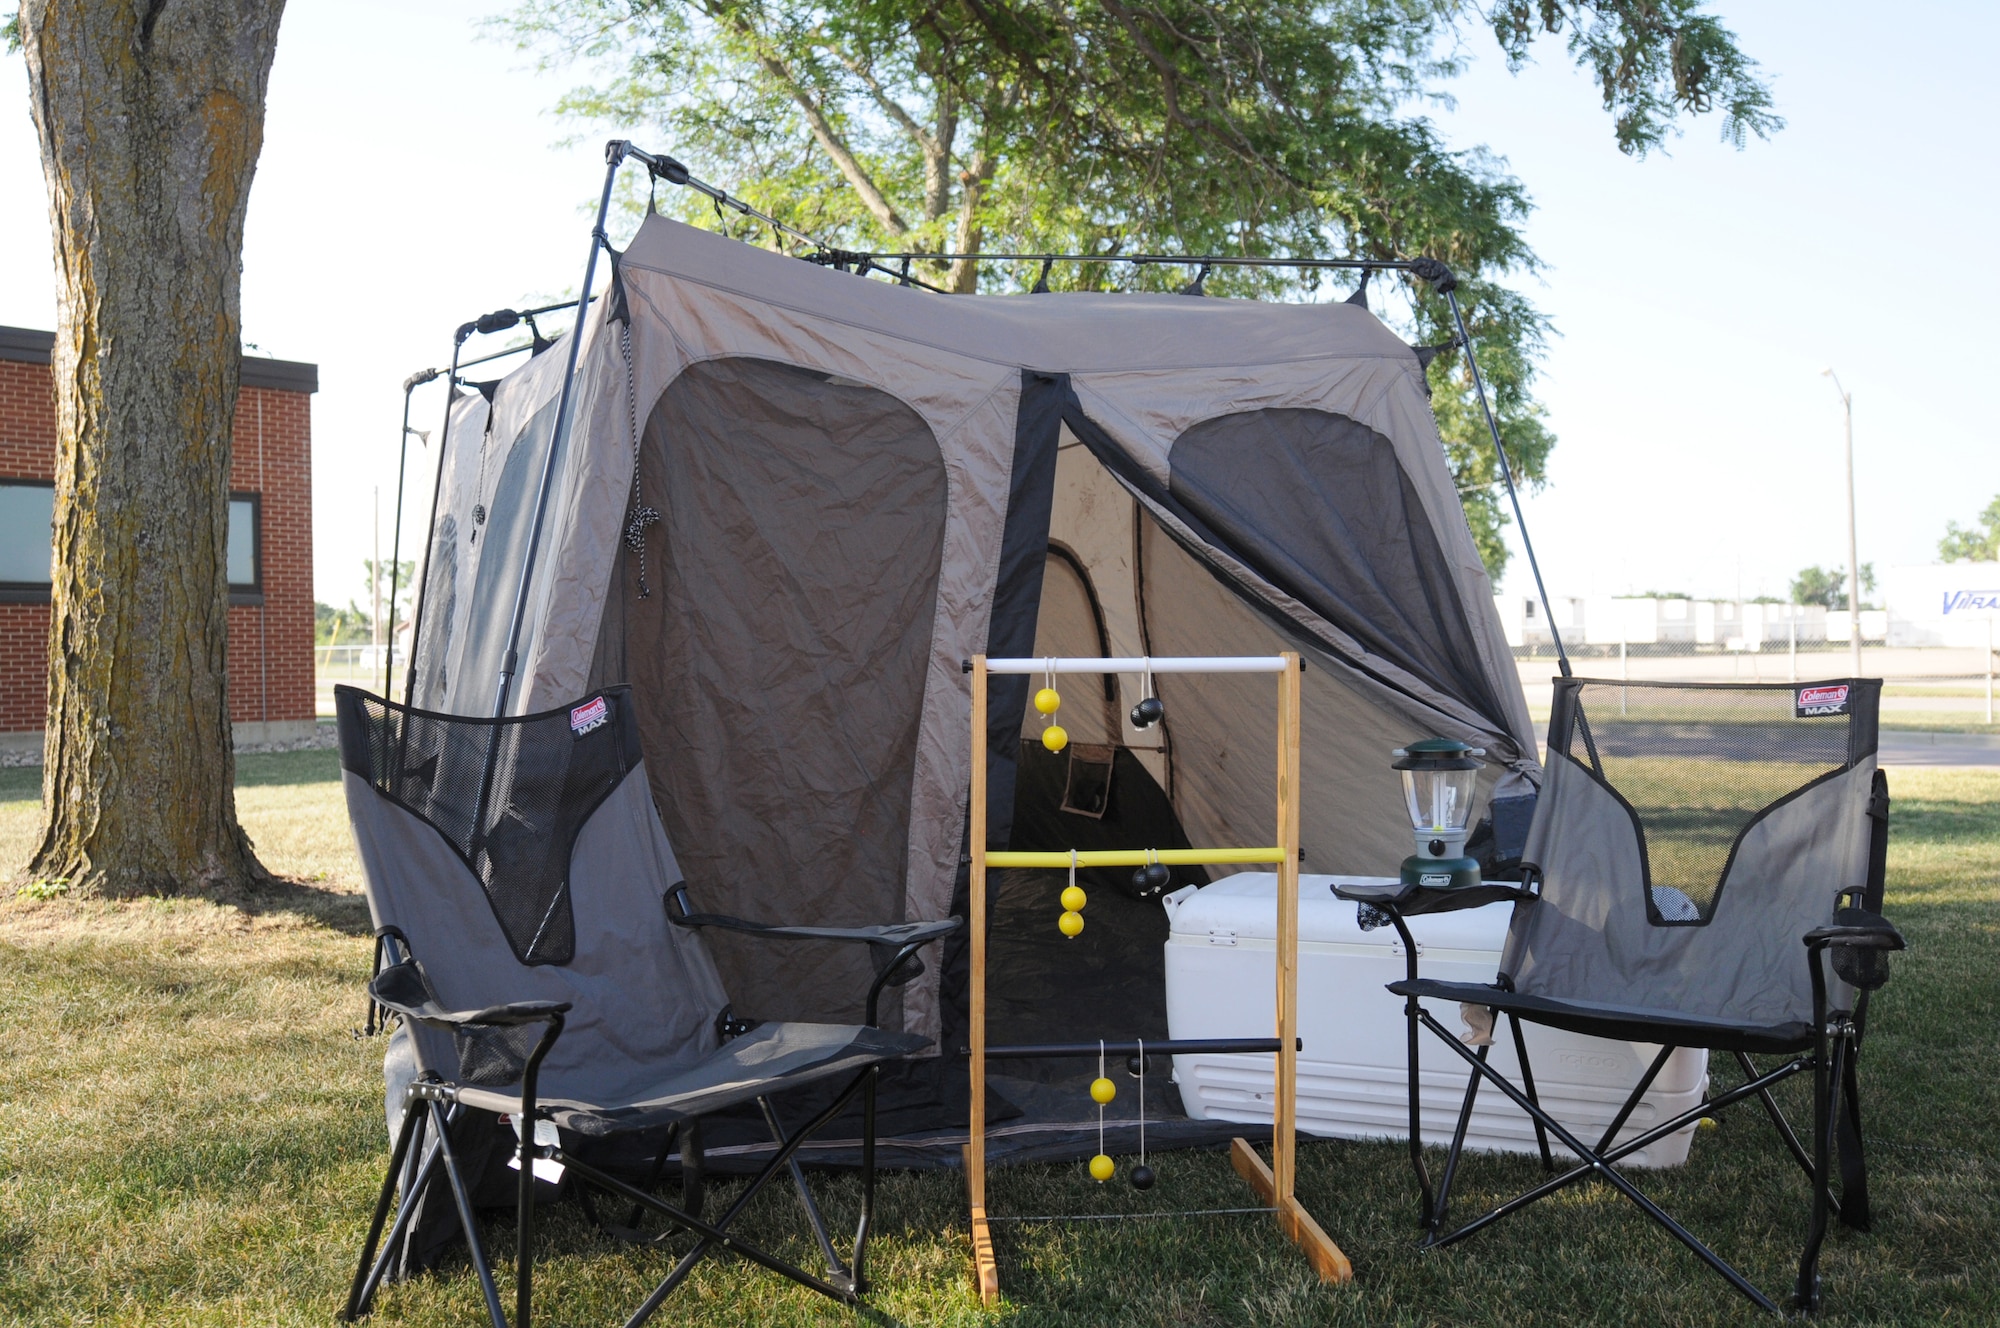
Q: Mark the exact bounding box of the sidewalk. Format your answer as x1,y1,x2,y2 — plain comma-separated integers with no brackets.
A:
1879,730,2000,768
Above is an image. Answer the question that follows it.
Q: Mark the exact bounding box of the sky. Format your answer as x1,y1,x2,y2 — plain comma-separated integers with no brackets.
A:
0,2,1993,608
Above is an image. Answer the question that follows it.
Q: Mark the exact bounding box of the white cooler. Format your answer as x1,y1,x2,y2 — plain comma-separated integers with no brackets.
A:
1163,872,1708,1167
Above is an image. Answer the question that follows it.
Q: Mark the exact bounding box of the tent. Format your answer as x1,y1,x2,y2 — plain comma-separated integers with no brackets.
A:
399,206,1542,1156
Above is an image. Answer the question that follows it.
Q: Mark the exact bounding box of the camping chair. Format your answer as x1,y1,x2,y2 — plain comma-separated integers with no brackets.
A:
332,684,959,1328
1335,677,1902,1314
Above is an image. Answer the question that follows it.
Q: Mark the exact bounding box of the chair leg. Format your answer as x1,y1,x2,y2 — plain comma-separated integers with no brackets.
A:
1427,1043,1488,1241
567,1067,877,1328
350,1105,452,1318
516,1116,537,1328
1795,1029,1851,1313
1836,1049,1872,1231
680,1116,706,1218
851,1064,879,1294
1405,992,1437,1228
1593,1044,1675,1156
758,1094,845,1277
428,1101,511,1328
1736,1050,1821,1188
1414,1008,1782,1315
619,1124,677,1234
1435,1053,1811,1252
344,1092,424,1321
1509,1013,1553,1171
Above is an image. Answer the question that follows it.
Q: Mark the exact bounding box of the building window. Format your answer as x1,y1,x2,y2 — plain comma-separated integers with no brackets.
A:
0,481,54,601
0,480,261,604
228,492,262,601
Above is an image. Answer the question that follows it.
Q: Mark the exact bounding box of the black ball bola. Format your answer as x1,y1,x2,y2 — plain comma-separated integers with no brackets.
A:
1128,861,1173,897
1129,1164,1155,1191
1129,696,1165,729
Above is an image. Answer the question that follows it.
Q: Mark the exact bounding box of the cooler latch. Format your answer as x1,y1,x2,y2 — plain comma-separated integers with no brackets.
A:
1206,929,1238,947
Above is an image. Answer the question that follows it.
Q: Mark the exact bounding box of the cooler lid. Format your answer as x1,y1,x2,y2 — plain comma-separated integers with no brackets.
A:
1162,872,1513,951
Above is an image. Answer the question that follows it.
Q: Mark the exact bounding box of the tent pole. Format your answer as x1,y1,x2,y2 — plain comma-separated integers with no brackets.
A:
464,144,626,872
398,343,465,711
1438,286,1571,679
486,142,627,721
383,368,438,698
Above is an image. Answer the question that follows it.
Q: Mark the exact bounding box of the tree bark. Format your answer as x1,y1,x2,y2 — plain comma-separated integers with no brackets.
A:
19,0,287,898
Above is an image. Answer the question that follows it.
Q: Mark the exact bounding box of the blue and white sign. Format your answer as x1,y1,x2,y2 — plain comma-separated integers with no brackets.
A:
1886,563,2000,646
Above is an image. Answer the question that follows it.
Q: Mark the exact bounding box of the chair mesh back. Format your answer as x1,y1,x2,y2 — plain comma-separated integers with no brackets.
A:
1555,679,1871,925
335,685,643,964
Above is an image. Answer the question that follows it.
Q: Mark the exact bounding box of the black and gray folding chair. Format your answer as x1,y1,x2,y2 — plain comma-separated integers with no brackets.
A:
332,684,958,1328
1337,677,1903,1314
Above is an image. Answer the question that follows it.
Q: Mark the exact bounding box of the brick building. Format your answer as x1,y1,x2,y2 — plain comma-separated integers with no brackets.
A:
0,326,317,754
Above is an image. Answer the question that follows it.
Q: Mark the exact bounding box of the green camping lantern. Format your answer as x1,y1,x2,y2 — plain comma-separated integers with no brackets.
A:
1393,738,1486,891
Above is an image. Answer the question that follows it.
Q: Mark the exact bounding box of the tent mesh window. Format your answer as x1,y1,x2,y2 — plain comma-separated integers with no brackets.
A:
1558,681,1854,925
336,687,642,965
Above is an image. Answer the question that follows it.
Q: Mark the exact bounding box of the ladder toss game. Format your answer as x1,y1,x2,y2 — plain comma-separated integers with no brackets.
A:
963,653,1351,1304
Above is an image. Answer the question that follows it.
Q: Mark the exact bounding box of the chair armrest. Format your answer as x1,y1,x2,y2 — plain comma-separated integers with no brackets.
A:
1805,909,1905,952
369,960,572,1030
670,912,963,949
1331,879,1536,918
1806,908,1904,999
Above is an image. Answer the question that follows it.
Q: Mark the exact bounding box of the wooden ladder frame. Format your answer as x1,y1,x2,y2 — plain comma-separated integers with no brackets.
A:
965,652,1351,1304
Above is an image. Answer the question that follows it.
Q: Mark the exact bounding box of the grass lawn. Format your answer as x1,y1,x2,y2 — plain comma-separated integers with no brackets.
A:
1,755,1994,1325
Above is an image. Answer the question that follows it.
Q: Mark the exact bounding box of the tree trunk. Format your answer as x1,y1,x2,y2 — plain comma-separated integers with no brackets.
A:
19,0,287,899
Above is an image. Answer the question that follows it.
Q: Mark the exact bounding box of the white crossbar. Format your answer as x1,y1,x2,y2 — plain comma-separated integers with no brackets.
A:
983,656,1287,674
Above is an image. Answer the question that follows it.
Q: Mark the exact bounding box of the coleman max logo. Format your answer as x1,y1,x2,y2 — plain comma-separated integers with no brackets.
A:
570,696,609,736
1796,684,1850,718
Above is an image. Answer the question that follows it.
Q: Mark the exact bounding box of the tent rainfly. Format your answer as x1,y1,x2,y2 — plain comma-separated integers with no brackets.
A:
400,172,1543,1156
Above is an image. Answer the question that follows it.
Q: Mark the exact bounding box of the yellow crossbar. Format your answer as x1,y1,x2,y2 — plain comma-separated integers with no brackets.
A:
983,847,1283,868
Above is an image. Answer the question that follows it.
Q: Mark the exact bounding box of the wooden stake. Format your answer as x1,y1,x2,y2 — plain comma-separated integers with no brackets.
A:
968,658,998,1305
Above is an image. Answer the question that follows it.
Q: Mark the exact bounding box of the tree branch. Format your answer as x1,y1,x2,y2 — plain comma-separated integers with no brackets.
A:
706,5,911,237
825,37,938,156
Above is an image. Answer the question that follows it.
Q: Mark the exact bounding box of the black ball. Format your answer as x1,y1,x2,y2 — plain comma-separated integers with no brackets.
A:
1129,1164,1155,1191
1125,861,1175,901
1125,1054,1146,1078
1129,696,1165,729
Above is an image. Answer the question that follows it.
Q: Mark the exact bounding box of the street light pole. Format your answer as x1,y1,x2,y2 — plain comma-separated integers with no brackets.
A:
1822,369,1861,678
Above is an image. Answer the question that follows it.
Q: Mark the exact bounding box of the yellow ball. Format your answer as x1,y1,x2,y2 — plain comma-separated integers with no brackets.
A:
1041,724,1068,753
1089,1153,1115,1183
1033,687,1062,715
1060,884,1087,912
1090,1076,1116,1104
1057,909,1084,937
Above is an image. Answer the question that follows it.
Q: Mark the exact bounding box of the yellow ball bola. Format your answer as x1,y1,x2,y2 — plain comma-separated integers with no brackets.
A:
1060,884,1087,912
1033,687,1062,715
1089,1076,1117,1104
1041,724,1069,753
1057,909,1085,937
1089,1153,1116,1183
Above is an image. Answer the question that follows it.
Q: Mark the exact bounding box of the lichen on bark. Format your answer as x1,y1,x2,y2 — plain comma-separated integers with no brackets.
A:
19,0,289,898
